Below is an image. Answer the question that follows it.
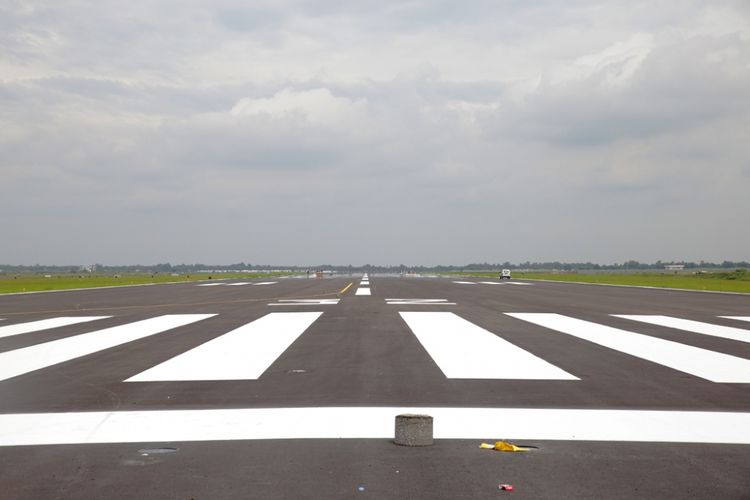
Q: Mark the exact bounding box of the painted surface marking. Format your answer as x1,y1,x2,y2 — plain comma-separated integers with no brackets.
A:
506,282,533,286
127,312,323,382
0,316,110,340
0,315,215,382
720,316,750,323
196,283,225,287
452,281,477,285
614,315,750,344
1,407,747,446
399,312,577,380
479,281,504,285
385,299,456,305
225,282,251,286
355,288,371,296
254,282,278,286
268,299,339,306
507,313,750,383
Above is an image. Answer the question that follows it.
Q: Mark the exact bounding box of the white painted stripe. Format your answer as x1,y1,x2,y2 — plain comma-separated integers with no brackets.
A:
400,312,578,380
269,299,339,306
0,317,110,340
506,282,532,286
613,315,750,344
196,283,224,287
355,288,371,296
452,281,477,285
0,315,215,382
127,312,323,382
226,282,251,286
479,281,504,285
253,282,278,286
507,313,750,383
386,299,456,305
720,316,750,323
1,407,747,446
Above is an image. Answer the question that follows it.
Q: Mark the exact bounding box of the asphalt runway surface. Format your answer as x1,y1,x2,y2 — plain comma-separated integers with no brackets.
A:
0,275,748,499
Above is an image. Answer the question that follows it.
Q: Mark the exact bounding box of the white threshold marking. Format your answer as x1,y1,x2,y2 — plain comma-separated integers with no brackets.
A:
355,288,371,296
0,316,110,340
720,316,750,323
400,312,577,380
127,312,323,382
0,315,215,382
613,315,750,344
452,281,477,285
507,313,750,383
386,299,456,305
254,282,278,286
1,407,747,446
196,283,225,287
269,299,339,306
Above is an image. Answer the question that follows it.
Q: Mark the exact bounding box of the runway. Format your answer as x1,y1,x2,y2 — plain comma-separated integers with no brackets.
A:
0,275,748,498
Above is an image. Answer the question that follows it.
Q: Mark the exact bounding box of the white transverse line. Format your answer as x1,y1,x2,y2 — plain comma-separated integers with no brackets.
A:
126,312,323,382
1,407,748,446
399,312,578,380
226,282,251,286
386,299,456,305
0,315,215,382
612,315,750,344
452,281,477,285
355,288,371,296
254,282,278,286
196,283,225,287
507,313,750,383
269,299,339,306
0,316,110,340
720,316,750,323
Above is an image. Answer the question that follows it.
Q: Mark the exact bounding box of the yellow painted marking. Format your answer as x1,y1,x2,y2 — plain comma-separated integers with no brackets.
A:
338,283,353,295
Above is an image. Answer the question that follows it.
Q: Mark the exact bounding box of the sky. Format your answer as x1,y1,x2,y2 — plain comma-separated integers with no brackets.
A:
1,1,749,266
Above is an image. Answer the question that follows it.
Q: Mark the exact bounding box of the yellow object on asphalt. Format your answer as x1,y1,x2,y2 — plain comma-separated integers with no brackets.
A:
479,441,530,452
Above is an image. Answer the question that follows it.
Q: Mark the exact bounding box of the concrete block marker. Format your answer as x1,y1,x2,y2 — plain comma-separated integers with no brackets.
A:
395,414,433,446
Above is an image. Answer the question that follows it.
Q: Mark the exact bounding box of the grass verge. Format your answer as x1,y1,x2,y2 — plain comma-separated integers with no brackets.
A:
452,270,750,294
0,273,295,294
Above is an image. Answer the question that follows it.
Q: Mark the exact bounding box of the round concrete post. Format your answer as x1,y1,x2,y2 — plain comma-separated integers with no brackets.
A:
394,414,433,446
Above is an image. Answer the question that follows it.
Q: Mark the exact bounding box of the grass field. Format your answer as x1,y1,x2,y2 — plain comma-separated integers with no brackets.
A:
0,272,295,294
454,270,750,294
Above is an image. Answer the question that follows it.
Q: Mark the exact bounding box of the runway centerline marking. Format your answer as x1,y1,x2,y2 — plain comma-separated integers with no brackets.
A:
399,312,578,380
225,282,251,286
126,312,323,382
355,288,371,296
0,316,110,340
1,407,747,446
254,282,278,286
452,281,477,285
613,315,750,344
479,281,504,285
0,315,216,382
507,313,750,383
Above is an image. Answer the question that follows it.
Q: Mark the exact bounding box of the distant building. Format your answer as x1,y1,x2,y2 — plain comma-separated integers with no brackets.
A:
664,264,684,271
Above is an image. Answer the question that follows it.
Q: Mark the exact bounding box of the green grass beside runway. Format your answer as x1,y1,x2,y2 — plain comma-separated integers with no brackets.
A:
0,272,295,294
452,270,750,294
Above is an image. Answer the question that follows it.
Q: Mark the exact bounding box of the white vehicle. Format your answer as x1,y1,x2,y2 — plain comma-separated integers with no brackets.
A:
500,269,512,280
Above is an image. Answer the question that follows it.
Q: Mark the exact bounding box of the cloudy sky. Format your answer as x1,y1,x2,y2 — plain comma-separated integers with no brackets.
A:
1,1,749,266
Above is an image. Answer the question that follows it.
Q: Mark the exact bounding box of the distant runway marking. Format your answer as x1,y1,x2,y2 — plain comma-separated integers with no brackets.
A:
3,407,747,446
479,281,504,285
196,283,224,287
452,281,477,285
254,282,278,286
505,282,532,286
127,312,323,382
268,299,340,306
400,312,578,380
0,315,215,382
226,282,251,286
507,313,750,383
355,288,371,296
720,316,750,323
385,299,456,305
613,315,750,344
0,316,110,340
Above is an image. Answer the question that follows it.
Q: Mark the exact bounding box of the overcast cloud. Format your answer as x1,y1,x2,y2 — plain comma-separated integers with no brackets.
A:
1,0,749,265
